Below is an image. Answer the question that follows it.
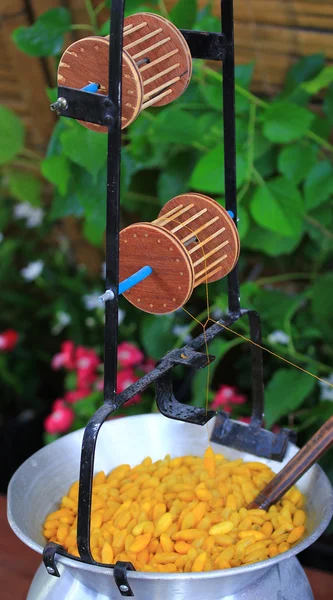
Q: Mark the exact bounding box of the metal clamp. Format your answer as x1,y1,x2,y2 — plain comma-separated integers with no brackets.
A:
52,86,116,127
43,541,64,578
155,348,216,425
113,561,136,597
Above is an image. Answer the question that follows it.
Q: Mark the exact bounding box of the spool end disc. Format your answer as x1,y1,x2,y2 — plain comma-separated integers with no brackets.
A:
119,223,194,314
58,39,142,131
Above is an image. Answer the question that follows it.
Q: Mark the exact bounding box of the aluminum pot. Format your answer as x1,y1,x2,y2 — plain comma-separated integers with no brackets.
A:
7,414,333,600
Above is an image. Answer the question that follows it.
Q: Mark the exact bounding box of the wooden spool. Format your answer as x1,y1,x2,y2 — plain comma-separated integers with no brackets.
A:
57,12,192,132
119,194,240,315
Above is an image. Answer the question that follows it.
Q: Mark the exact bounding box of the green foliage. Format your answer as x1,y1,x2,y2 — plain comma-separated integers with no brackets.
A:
8,172,41,206
264,369,316,428
0,106,25,165
263,102,314,143
12,8,72,57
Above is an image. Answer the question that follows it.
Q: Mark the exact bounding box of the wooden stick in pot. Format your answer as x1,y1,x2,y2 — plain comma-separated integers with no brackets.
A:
248,416,333,510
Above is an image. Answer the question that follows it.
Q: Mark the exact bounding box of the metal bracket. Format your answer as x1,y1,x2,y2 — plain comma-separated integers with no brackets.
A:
53,86,116,127
180,29,226,60
43,541,64,578
211,412,297,462
113,561,136,597
155,349,216,425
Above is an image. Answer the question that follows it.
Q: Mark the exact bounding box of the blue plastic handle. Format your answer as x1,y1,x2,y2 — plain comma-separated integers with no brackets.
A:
81,83,100,93
119,265,153,295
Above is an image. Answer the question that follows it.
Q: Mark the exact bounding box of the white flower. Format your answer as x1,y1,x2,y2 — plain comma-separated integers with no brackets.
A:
83,292,104,310
0,233,3,243
14,202,44,228
268,330,290,345
52,311,71,335
319,373,333,402
21,260,44,281
173,325,192,343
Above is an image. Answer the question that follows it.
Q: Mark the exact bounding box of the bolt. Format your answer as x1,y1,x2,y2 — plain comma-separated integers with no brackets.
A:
103,97,112,107
50,97,68,113
98,289,114,303
104,114,114,127
47,566,55,574
119,584,129,593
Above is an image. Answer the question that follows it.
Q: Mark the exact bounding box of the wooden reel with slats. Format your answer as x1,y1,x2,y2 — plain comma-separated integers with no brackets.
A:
57,13,192,132
119,194,240,315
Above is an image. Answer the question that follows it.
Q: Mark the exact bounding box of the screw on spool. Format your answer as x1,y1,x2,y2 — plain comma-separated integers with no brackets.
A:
119,193,240,315
57,12,192,132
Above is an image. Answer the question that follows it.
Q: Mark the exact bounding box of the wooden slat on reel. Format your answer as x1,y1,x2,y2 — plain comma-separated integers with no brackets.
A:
119,194,240,315
57,12,192,133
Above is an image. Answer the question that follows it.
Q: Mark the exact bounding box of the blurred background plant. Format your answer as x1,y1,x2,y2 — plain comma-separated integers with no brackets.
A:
0,0,333,499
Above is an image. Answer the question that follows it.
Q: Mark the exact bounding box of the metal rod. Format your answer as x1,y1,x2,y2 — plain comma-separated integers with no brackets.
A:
77,0,125,566
221,0,240,314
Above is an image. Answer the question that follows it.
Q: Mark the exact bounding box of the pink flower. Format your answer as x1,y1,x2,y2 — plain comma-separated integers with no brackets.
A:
211,385,246,411
44,403,74,434
65,389,91,404
117,369,141,406
0,329,19,351
77,368,98,389
75,346,100,371
52,398,65,411
118,342,144,368
95,378,104,392
51,340,76,370
141,358,155,373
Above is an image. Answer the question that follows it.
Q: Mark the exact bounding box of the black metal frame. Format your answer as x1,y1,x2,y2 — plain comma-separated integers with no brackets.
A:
43,1,295,594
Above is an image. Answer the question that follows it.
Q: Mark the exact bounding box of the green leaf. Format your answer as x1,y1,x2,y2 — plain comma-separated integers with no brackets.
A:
284,54,325,93
78,170,107,245
12,8,71,57
150,109,201,145
277,142,317,184
302,66,333,95
323,84,333,125
253,289,302,331
194,2,220,32
237,205,249,240
41,155,71,196
140,315,176,359
311,273,333,342
200,82,222,111
0,105,25,165
190,144,246,194
235,63,255,89
242,225,301,256
304,161,333,210
265,369,316,428
157,151,197,204
250,177,304,238
60,126,107,181
263,102,314,143
170,0,197,29
8,171,41,206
